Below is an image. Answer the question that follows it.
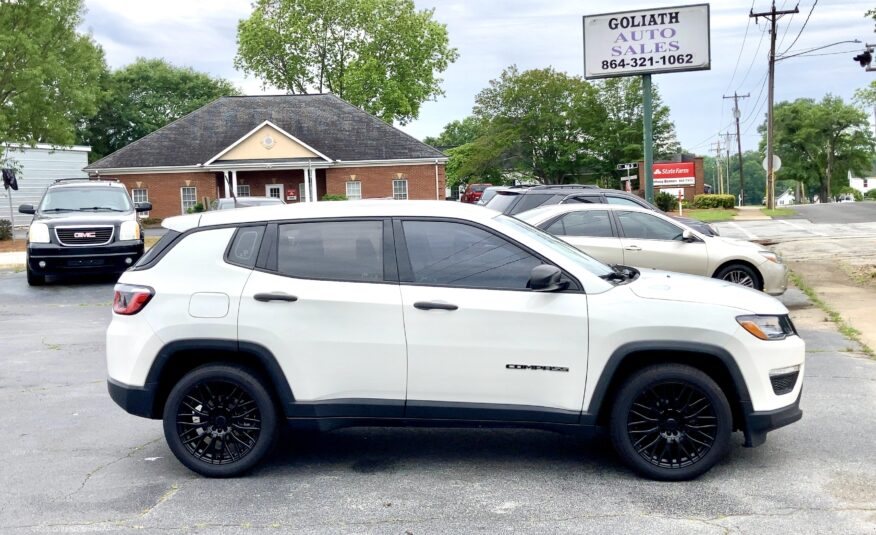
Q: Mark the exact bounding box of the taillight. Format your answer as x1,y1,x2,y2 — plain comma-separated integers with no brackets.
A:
113,284,154,315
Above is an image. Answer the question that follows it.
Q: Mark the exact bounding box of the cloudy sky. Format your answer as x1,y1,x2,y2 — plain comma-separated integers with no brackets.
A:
81,0,876,155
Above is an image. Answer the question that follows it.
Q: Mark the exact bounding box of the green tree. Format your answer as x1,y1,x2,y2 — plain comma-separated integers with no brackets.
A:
0,0,105,145
235,0,458,125
423,116,485,149
78,58,239,161
702,151,767,205
759,96,874,201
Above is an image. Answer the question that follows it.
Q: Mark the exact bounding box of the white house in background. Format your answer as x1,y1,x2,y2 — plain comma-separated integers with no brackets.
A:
776,188,795,206
0,143,90,226
849,169,875,196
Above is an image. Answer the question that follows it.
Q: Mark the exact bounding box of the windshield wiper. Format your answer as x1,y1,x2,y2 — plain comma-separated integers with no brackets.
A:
41,208,76,212
78,206,124,212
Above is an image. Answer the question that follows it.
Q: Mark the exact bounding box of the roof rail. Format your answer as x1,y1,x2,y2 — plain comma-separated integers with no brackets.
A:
52,177,120,185
527,184,599,190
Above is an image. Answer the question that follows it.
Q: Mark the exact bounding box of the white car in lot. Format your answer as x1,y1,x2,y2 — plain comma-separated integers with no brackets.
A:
107,201,804,480
518,204,788,295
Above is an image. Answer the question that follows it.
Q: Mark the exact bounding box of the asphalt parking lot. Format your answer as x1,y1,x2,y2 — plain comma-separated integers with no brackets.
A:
1,270,875,534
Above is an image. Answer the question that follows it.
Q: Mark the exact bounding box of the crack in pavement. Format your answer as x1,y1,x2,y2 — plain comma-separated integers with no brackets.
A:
66,436,163,498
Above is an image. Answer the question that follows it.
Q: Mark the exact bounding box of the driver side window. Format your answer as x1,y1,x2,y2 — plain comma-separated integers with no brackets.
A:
616,211,683,241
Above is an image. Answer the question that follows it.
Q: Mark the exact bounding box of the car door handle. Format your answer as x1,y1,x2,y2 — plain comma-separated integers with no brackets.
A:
624,245,642,251
413,301,458,311
253,292,298,302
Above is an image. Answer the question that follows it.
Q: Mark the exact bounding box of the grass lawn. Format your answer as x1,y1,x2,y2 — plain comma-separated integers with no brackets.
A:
761,208,796,217
679,208,737,222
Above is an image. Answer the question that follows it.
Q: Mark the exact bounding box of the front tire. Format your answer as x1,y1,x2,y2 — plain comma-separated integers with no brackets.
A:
714,263,762,290
163,364,278,477
26,264,45,286
609,364,732,481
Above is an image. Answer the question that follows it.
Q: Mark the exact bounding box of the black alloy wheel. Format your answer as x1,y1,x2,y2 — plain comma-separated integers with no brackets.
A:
714,263,762,290
163,364,278,477
610,364,731,481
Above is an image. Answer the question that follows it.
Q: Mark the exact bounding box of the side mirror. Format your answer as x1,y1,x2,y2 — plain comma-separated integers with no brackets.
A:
682,229,694,241
529,264,569,292
18,204,35,214
135,202,152,213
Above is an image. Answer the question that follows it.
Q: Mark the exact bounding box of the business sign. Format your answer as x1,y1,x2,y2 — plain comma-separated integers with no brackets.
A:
583,4,711,79
653,162,695,186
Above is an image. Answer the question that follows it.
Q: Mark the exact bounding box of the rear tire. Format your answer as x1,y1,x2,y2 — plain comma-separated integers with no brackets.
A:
609,364,732,481
163,364,278,477
26,265,45,286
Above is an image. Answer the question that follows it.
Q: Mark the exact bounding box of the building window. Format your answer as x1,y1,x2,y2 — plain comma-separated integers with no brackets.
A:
181,187,197,214
131,188,149,217
236,184,251,197
392,179,408,200
346,181,362,200
865,179,869,188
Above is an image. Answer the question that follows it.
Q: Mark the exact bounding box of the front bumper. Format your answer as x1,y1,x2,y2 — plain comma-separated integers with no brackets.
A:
761,260,789,295
740,390,802,447
27,241,144,275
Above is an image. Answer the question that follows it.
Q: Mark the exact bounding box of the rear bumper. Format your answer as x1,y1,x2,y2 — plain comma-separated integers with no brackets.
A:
27,241,143,274
107,377,159,419
740,390,802,447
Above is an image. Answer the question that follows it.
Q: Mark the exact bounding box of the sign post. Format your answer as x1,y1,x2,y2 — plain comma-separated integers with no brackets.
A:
583,4,711,203
617,162,638,193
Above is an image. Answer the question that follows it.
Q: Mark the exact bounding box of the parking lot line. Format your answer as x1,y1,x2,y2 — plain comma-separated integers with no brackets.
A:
727,222,759,240
776,219,826,237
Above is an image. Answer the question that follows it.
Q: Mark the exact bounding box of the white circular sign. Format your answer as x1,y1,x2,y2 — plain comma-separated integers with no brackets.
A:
762,154,782,172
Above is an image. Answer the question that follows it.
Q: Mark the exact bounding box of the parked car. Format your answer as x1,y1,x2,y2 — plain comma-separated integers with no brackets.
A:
518,204,787,294
211,196,285,210
107,201,803,480
484,185,719,236
18,178,150,286
459,183,492,203
476,185,534,206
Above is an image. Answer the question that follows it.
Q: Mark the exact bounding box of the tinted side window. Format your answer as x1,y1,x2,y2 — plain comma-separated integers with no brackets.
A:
227,226,265,268
402,221,542,289
616,211,683,241
606,195,647,208
563,195,601,204
277,221,383,282
547,211,614,237
512,193,564,214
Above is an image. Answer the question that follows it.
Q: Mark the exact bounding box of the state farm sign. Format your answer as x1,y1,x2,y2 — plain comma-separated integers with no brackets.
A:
583,4,711,79
653,162,695,186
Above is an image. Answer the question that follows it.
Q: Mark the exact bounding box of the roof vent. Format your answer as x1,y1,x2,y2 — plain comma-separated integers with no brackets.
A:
262,135,276,150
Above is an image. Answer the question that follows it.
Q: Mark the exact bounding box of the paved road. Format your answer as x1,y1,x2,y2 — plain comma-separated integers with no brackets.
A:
787,201,876,224
1,272,875,533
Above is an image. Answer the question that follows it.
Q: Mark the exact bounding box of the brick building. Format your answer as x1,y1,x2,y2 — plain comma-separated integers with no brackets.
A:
84,94,448,219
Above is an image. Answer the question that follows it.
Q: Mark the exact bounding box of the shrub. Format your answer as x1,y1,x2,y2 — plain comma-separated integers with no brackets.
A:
653,191,677,212
139,217,163,227
0,219,11,241
322,194,348,201
838,186,863,202
186,202,205,214
693,194,735,209
865,189,876,200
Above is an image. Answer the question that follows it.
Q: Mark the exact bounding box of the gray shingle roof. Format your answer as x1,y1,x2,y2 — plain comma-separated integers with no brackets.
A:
85,94,445,170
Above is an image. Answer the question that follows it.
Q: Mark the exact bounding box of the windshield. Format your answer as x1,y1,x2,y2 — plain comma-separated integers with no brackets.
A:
39,186,132,212
494,214,615,277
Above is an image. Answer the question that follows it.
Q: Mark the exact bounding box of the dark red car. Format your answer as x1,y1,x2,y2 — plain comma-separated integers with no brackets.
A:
459,183,491,203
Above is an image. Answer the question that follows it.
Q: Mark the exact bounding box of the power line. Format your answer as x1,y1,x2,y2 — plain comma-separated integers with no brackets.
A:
736,23,769,91
780,0,818,55
725,0,757,93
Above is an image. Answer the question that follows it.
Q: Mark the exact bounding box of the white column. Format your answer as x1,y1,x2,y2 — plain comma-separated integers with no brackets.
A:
303,168,311,203
223,171,230,198
231,170,238,197
310,167,318,202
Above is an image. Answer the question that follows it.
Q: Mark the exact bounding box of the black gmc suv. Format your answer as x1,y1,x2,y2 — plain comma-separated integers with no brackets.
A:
484,185,719,236
18,178,151,285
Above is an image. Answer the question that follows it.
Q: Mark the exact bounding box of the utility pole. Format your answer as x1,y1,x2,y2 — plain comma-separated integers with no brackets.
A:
711,140,723,194
723,92,750,205
723,132,734,195
751,1,798,210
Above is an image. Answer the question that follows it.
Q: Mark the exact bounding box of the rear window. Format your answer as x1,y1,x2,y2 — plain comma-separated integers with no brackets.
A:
470,184,488,192
510,193,564,215
484,191,521,213
226,226,265,268
132,230,181,269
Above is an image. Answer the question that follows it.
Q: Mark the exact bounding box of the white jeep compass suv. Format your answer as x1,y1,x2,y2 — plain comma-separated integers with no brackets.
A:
107,201,804,480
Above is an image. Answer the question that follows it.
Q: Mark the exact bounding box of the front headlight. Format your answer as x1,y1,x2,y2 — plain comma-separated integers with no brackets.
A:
28,222,50,243
759,251,782,264
737,314,796,340
119,220,141,241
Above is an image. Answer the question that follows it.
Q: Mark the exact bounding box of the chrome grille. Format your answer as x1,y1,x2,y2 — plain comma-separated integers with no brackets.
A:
55,226,114,246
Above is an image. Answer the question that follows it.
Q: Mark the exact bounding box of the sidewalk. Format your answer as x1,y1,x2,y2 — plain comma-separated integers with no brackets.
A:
0,251,25,268
733,206,771,221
